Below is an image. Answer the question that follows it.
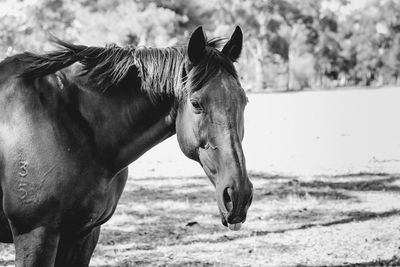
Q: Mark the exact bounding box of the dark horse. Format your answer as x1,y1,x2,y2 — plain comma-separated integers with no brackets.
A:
0,26,253,266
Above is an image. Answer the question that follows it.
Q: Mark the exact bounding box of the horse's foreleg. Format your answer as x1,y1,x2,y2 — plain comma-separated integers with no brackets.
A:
54,226,101,267
12,225,60,267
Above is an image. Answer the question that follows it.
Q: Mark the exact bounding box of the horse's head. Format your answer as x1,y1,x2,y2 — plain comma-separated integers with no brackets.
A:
176,26,253,230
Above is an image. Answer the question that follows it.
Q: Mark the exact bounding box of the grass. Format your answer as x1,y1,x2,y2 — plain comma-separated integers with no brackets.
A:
4,171,399,266
89,172,400,266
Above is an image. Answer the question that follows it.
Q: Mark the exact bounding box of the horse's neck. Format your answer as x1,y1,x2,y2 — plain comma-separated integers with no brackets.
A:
74,82,176,173
111,93,177,171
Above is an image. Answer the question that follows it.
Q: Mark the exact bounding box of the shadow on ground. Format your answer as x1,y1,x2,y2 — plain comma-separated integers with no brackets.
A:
1,172,399,266
297,255,400,267
89,172,400,266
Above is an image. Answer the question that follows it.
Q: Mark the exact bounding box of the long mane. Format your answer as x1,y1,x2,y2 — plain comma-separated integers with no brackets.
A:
17,37,238,99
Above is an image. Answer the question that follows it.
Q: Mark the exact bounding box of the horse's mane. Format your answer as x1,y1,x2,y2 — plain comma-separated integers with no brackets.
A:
16,37,238,100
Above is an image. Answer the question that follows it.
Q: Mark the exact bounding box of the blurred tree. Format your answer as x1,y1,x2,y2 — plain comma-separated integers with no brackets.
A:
144,0,212,39
74,0,183,46
2,0,400,90
0,0,78,55
376,0,400,85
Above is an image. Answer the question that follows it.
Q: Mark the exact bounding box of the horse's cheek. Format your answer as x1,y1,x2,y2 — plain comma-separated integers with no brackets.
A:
176,127,198,160
176,113,199,161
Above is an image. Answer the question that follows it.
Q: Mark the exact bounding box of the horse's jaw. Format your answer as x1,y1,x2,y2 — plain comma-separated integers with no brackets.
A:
198,147,251,231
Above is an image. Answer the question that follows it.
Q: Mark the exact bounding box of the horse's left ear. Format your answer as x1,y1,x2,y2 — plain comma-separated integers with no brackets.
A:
188,26,207,66
222,26,243,62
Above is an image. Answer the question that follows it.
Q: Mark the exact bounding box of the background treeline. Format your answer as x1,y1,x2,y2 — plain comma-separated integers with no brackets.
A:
1,0,400,91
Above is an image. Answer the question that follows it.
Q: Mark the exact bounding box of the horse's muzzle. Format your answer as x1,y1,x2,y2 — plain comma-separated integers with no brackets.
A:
218,179,253,230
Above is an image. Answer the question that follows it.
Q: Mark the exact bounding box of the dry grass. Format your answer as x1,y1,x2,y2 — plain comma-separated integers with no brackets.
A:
91,172,400,267
3,172,400,266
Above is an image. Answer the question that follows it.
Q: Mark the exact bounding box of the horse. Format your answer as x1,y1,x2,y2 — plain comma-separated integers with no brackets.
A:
0,26,253,266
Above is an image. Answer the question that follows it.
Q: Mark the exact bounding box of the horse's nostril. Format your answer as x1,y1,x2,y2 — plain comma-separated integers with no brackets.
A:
223,187,233,213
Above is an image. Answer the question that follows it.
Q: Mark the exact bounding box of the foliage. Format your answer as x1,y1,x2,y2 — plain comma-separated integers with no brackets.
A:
1,0,400,90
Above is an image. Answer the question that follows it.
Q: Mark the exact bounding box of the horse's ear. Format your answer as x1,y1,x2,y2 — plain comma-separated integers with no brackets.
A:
188,26,206,65
222,26,243,62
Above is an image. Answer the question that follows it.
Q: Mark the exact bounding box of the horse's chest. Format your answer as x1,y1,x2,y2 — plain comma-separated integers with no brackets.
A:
63,179,119,229
59,169,128,234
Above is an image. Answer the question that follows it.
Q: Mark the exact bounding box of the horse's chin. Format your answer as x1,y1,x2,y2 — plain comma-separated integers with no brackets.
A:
220,216,243,231
219,209,244,231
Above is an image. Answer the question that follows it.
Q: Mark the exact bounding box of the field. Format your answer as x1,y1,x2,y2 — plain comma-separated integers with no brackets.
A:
1,87,400,266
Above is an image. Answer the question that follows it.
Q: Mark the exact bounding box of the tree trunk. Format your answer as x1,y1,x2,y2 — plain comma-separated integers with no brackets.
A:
254,41,264,91
286,59,290,91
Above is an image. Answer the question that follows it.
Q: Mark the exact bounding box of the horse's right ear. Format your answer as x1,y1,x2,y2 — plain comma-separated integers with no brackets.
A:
222,26,243,62
188,26,206,65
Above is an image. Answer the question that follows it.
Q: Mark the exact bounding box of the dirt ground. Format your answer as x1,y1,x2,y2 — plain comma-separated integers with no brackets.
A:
1,87,400,266
3,172,400,266
90,172,400,266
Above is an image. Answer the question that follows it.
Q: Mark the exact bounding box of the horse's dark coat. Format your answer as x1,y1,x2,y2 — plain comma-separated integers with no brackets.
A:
0,26,252,266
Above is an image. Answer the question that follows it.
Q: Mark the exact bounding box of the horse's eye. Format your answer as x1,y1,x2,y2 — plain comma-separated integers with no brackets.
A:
190,99,203,112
